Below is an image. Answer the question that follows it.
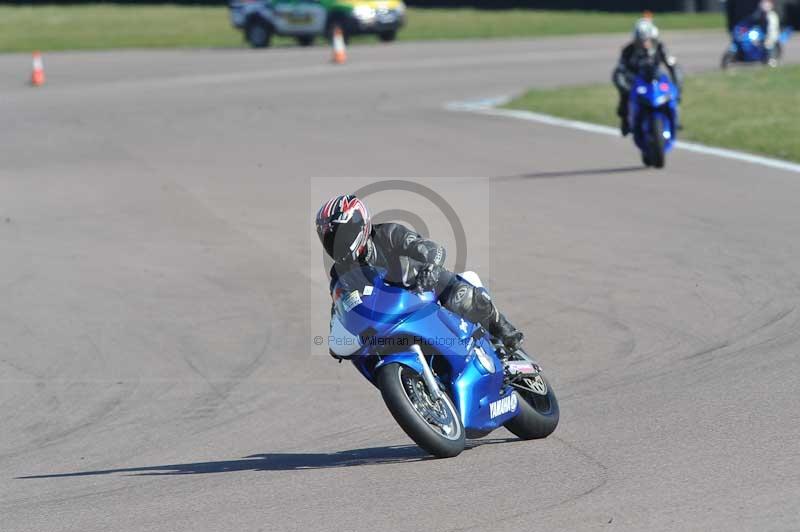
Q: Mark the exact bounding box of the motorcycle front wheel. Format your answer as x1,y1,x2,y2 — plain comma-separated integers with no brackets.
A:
650,116,666,169
377,363,465,458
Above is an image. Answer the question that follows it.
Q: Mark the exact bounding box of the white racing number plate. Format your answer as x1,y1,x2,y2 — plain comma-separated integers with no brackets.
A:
506,360,548,396
506,360,537,375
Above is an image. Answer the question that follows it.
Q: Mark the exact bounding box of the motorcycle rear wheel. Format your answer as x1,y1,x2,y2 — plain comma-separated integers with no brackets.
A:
377,363,465,458
504,375,559,440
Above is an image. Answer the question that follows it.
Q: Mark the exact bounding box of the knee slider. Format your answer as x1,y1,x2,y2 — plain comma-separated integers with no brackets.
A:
473,287,493,313
467,287,495,324
446,283,475,317
445,282,497,324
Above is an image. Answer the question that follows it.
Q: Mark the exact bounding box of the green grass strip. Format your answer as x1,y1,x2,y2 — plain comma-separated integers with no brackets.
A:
505,65,800,162
0,5,724,53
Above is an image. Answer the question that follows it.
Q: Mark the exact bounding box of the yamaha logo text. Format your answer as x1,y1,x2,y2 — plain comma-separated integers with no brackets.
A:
489,393,518,419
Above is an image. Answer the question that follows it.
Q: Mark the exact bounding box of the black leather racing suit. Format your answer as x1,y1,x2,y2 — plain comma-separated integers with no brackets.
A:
612,41,683,121
329,222,518,346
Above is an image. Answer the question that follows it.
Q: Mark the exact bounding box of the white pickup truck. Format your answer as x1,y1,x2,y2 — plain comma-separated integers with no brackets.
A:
229,0,406,48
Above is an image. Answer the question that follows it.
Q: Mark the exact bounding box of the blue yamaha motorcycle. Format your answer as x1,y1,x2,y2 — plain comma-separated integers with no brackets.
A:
628,64,680,169
721,23,792,69
328,266,559,458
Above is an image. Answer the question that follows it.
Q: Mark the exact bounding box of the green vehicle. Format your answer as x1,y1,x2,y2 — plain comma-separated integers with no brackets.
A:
229,0,406,48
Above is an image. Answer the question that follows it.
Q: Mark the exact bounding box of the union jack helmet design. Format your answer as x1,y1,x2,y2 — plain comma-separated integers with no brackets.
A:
316,194,371,261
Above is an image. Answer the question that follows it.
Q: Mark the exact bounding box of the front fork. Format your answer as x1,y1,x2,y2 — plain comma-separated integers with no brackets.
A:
410,344,442,400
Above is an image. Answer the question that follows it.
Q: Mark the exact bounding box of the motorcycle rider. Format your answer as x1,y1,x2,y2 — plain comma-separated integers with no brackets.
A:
746,0,781,66
315,194,524,356
612,17,683,136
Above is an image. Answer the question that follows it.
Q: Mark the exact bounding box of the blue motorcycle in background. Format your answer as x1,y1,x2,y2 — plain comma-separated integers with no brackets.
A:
628,63,680,169
328,266,559,458
721,23,792,69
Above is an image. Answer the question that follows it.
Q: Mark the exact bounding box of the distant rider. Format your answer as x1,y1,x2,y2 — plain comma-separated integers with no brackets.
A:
315,194,524,357
745,0,781,66
612,17,683,136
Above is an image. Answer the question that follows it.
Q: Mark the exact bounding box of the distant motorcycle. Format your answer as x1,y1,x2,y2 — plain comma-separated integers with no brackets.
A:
328,266,559,458
627,64,680,169
721,23,792,69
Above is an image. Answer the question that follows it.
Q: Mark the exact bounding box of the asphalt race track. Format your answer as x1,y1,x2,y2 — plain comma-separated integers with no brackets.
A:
2,31,799,531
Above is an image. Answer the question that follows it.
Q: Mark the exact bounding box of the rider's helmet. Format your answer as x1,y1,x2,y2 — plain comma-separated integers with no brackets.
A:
633,18,660,51
316,194,371,262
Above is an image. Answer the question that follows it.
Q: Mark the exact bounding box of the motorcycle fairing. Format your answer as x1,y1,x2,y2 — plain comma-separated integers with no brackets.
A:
336,267,519,432
629,72,678,155
730,23,792,62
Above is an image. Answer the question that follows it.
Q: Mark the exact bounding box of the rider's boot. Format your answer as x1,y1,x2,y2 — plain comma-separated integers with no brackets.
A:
617,98,630,137
487,312,524,352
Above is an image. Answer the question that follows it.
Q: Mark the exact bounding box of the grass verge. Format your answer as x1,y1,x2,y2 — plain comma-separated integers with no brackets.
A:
0,5,724,53
505,65,800,162
402,8,722,41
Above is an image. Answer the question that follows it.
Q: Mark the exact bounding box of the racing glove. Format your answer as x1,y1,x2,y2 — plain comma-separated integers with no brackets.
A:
415,264,442,292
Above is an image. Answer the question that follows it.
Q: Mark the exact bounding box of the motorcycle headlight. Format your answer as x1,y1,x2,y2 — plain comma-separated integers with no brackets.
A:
474,346,496,373
353,5,376,21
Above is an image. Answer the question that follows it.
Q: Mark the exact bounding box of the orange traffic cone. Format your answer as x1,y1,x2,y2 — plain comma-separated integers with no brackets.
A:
31,51,45,87
331,27,347,65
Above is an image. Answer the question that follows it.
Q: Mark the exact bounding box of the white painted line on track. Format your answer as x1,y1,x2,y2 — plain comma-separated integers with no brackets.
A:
446,96,800,174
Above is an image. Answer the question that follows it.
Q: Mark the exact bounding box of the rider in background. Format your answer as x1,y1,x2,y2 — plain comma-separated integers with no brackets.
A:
612,17,684,136
315,194,524,356
745,0,781,66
